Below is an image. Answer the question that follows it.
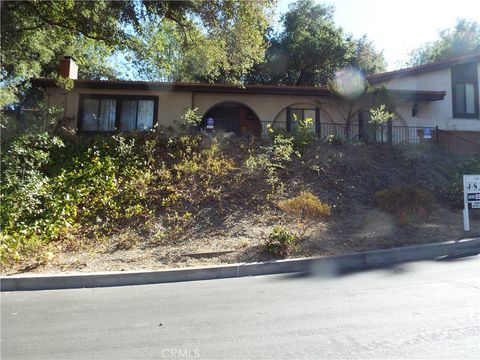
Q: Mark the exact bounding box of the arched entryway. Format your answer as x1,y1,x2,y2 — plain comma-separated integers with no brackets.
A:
202,102,262,136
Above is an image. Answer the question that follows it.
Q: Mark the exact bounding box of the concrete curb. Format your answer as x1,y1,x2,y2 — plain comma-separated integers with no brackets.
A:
1,238,479,292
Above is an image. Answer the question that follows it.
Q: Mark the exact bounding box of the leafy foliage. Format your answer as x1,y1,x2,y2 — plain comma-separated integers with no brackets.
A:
1,0,274,108
440,155,480,208
375,184,435,226
291,114,316,148
265,226,297,257
0,132,159,264
278,191,331,220
0,128,241,266
326,134,343,145
246,0,385,86
407,19,480,66
369,105,394,125
246,134,298,194
1,0,122,107
176,107,202,134
129,1,273,84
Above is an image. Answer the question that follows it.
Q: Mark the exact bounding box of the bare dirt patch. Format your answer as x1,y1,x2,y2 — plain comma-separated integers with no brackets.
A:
4,205,478,276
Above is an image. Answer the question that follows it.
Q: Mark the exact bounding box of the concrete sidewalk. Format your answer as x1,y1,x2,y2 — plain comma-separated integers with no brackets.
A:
1,237,479,292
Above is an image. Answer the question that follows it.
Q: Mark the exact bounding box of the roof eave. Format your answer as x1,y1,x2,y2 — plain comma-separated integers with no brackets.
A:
367,52,480,84
31,79,331,96
389,90,446,101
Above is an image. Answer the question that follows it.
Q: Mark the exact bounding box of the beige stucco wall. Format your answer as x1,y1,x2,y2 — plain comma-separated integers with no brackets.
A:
45,61,480,135
46,87,349,133
192,92,346,124
46,87,193,131
378,63,480,131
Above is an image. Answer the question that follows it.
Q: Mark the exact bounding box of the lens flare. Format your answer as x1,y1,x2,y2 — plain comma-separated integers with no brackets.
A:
332,68,366,100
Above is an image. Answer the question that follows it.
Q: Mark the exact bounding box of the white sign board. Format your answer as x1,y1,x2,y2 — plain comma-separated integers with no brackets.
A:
463,174,480,231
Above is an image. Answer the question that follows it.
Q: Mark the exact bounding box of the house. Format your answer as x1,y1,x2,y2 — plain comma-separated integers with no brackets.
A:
31,53,480,144
367,53,480,143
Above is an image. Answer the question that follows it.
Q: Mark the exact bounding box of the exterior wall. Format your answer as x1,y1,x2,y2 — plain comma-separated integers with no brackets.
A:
192,92,346,125
44,60,479,136
46,87,192,131
380,63,480,131
46,87,349,133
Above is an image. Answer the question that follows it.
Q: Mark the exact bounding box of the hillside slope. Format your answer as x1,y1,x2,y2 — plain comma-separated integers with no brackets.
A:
1,132,479,274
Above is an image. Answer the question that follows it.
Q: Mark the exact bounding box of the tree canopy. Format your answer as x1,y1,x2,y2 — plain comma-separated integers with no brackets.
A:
1,0,273,107
246,0,385,86
407,19,480,66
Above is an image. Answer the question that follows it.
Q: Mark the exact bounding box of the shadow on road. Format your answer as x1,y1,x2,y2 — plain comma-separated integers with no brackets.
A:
271,252,479,282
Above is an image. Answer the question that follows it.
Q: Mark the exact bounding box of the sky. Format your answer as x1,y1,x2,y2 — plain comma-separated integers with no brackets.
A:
276,0,480,70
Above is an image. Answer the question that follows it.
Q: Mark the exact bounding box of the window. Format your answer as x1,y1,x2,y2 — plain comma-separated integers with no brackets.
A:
451,63,479,119
79,95,158,132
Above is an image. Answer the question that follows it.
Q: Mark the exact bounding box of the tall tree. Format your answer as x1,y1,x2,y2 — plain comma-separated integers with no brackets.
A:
1,0,274,107
407,19,480,66
246,0,385,86
128,1,273,83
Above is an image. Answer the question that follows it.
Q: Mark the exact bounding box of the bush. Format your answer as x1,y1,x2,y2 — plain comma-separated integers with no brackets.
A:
0,132,65,262
375,184,434,225
265,226,297,257
176,107,202,134
326,134,343,145
245,133,297,195
292,115,316,148
278,191,331,220
0,132,156,265
278,191,331,237
441,154,480,208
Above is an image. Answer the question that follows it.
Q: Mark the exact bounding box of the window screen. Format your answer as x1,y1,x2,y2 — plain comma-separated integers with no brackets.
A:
81,96,156,132
82,99,99,131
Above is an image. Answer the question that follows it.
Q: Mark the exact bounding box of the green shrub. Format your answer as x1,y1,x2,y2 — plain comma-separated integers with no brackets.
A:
442,154,480,208
0,132,157,265
292,115,316,148
245,133,297,195
326,134,343,145
265,226,297,257
375,184,434,225
176,107,202,134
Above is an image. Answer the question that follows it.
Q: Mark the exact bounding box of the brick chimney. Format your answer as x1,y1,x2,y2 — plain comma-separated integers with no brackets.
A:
59,56,78,80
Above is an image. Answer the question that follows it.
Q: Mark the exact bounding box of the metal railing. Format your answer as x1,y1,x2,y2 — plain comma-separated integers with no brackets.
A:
199,119,479,154
258,121,360,142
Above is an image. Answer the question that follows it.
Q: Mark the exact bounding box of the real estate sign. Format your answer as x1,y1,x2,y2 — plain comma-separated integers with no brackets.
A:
463,175,480,231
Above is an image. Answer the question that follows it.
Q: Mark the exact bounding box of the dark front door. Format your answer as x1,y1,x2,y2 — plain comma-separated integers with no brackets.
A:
239,107,261,136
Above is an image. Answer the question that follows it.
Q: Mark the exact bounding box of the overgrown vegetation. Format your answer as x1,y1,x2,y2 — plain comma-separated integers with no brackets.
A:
265,226,297,257
0,126,235,265
375,184,435,226
278,191,331,237
1,117,479,270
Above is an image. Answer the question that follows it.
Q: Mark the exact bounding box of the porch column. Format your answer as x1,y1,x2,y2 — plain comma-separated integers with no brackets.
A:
358,111,364,141
315,107,321,136
387,119,393,144
286,107,292,132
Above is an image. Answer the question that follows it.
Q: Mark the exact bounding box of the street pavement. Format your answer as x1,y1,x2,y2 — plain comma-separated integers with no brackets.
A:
1,255,480,359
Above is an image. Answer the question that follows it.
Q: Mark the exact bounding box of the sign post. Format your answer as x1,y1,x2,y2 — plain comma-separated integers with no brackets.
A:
463,174,480,231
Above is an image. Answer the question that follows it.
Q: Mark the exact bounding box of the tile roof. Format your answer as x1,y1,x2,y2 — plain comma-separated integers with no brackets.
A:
367,52,480,84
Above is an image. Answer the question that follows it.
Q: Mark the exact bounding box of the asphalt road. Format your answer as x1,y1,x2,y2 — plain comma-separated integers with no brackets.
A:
2,256,480,360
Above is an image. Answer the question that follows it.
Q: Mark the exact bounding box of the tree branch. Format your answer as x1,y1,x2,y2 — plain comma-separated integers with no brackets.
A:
24,1,116,43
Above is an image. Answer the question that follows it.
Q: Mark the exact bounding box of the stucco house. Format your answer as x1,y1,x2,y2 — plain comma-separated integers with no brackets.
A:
31,53,480,144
